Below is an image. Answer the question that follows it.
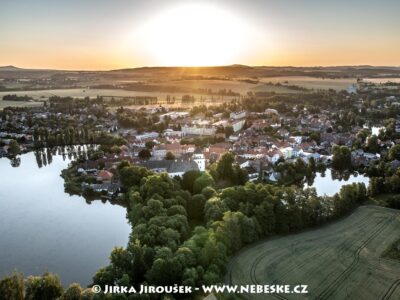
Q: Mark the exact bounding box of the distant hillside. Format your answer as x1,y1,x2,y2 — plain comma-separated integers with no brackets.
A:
1,64,400,80
109,65,400,79
0,65,24,71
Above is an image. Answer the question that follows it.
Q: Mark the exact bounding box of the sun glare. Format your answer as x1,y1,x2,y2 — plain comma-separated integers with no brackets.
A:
131,3,263,66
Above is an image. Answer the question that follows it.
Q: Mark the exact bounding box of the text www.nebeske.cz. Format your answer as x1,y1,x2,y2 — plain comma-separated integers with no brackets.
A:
97,284,308,294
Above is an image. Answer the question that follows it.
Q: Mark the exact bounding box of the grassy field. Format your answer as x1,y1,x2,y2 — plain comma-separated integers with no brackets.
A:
156,79,299,94
0,88,237,102
0,88,186,99
259,76,357,91
0,100,43,109
226,206,400,300
364,78,400,84
0,76,355,107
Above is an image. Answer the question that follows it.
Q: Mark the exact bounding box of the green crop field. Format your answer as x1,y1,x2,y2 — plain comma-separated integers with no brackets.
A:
0,100,43,109
226,206,400,300
259,76,357,91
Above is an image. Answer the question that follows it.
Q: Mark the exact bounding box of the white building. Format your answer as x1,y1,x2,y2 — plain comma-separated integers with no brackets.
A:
232,119,246,132
135,132,159,140
265,108,279,115
182,125,216,136
152,145,167,160
163,129,183,138
159,111,189,121
193,153,206,171
230,111,247,120
141,160,199,178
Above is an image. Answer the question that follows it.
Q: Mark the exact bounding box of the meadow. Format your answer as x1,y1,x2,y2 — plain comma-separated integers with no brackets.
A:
0,100,43,109
0,76,358,110
259,76,357,91
364,78,400,84
226,206,400,300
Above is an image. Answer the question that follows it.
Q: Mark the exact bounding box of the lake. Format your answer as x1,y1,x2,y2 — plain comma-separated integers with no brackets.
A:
306,169,370,196
0,151,130,286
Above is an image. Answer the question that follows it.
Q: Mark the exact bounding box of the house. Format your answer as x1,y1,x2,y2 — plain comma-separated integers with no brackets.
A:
182,124,216,136
204,143,231,162
231,119,246,132
280,147,299,159
268,172,281,182
351,149,378,166
152,145,167,160
236,157,251,168
230,111,246,120
164,129,183,138
135,132,159,140
84,182,120,197
140,159,199,178
245,166,259,182
299,152,321,163
390,160,400,171
97,170,114,182
265,108,279,115
160,111,189,121
267,149,283,164
166,143,195,157
193,152,206,171
167,160,200,178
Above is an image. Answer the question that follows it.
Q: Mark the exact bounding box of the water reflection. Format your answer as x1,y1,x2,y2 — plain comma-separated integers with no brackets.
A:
305,169,369,196
8,145,98,168
10,157,21,167
0,149,130,286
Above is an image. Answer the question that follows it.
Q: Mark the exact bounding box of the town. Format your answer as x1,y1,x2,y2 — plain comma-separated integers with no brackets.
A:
1,78,400,200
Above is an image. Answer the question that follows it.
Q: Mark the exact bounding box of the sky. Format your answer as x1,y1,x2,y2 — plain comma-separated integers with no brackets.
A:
0,0,399,69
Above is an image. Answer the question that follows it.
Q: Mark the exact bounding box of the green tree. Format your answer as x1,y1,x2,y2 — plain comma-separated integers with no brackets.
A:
202,186,216,199
145,141,156,149
204,197,229,224
366,135,379,153
181,170,201,193
119,165,151,189
309,132,320,144
233,165,248,185
8,139,20,156
165,151,175,160
389,144,400,161
92,266,115,287
25,272,63,300
138,149,151,160
0,272,24,300
216,152,234,181
61,283,82,300
356,128,371,142
193,172,215,194
187,194,207,220
332,145,351,170
224,126,234,138
145,247,182,285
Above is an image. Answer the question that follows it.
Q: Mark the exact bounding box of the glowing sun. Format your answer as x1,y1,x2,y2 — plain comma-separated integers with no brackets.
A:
132,3,263,66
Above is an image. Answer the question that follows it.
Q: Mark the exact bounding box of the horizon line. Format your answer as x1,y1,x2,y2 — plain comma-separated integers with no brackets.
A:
1,64,400,72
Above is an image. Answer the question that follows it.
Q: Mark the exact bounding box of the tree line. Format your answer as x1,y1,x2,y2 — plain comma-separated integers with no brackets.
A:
86,157,367,299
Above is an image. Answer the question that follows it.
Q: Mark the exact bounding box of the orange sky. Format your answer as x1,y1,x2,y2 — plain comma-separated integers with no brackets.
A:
1,0,400,70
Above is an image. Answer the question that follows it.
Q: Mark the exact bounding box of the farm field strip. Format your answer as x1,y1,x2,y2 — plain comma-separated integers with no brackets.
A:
226,206,400,300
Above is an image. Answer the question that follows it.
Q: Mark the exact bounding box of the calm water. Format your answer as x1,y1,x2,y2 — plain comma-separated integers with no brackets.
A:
0,151,130,286
306,169,369,196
